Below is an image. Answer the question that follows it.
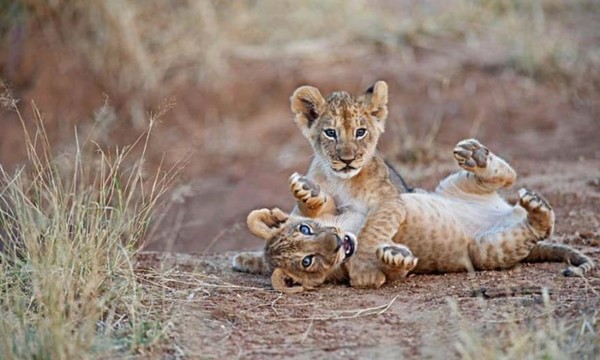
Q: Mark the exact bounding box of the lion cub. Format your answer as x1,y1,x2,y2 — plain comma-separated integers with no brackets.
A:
234,81,408,288
285,81,411,288
235,139,593,293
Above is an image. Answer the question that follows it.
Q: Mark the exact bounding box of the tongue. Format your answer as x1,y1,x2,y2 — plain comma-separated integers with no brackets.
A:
343,240,351,254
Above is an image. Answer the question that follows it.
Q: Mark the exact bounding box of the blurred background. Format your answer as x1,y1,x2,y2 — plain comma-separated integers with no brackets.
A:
1,0,599,253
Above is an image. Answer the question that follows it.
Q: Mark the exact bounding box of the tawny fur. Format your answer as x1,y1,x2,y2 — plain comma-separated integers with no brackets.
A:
286,81,410,288
232,207,356,292
233,82,594,292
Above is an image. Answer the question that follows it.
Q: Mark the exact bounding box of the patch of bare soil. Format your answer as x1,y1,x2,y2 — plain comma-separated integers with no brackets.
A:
137,245,600,358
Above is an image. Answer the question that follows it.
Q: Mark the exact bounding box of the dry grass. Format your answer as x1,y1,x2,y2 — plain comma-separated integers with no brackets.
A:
446,296,599,360
17,0,383,90
6,0,597,152
137,258,600,358
0,84,179,358
15,0,598,90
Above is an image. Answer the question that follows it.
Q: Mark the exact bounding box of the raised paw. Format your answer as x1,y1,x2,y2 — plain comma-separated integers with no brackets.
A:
289,172,327,210
232,251,269,274
376,244,418,278
518,188,555,238
453,139,490,171
518,188,552,213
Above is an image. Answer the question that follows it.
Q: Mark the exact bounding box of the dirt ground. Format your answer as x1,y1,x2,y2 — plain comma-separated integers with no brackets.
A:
137,246,600,359
2,6,600,357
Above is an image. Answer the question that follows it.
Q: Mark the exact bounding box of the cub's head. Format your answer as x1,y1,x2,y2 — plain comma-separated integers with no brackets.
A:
290,81,389,179
247,208,356,293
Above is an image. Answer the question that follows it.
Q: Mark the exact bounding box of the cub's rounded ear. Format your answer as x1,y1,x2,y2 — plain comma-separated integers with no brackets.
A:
271,268,305,294
290,86,326,133
247,208,290,240
364,81,389,131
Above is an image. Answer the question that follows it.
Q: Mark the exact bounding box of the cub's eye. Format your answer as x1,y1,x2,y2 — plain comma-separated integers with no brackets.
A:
298,224,313,235
323,129,337,139
356,128,367,139
302,255,314,268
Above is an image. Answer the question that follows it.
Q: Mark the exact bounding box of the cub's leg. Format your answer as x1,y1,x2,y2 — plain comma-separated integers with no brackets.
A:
347,195,406,289
437,139,517,196
468,189,554,270
525,242,595,277
232,251,270,274
376,244,418,281
289,173,337,218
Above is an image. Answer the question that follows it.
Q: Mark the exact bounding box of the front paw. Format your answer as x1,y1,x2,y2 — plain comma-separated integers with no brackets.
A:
232,251,269,274
348,260,386,288
376,244,418,277
289,172,327,210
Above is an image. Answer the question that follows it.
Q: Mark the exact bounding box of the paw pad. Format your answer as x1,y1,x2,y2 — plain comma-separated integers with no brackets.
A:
453,139,489,169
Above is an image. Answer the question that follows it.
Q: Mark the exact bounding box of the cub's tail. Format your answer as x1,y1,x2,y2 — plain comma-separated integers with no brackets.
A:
525,242,594,277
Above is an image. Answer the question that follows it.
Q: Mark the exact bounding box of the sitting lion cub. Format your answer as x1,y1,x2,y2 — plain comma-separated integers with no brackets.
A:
234,139,593,293
267,81,412,288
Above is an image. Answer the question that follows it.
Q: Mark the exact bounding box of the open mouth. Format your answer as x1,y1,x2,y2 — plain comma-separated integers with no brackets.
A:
342,235,355,258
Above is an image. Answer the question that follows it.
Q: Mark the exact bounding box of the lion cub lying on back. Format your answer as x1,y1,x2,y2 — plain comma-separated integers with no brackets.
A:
234,139,593,293
233,82,593,293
